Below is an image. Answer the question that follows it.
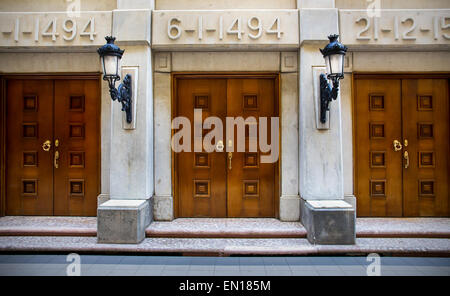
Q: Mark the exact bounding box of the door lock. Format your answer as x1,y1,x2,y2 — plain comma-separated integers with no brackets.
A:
42,140,51,152
228,152,232,170
393,140,402,151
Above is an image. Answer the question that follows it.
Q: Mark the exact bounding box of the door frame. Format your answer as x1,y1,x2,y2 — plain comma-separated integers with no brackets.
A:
171,72,281,218
352,72,450,217
0,73,102,217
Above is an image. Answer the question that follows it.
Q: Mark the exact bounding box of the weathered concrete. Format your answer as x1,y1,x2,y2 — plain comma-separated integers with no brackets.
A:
300,198,355,245
97,199,152,244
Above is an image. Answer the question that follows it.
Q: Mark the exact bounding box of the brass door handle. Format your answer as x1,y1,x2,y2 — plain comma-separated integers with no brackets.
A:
393,140,402,151
228,152,232,170
54,151,59,168
42,140,51,152
404,151,409,169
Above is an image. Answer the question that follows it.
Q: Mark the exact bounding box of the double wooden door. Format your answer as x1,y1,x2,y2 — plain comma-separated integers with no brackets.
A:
175,76,278,217
355,77,449,217
5,78,100,216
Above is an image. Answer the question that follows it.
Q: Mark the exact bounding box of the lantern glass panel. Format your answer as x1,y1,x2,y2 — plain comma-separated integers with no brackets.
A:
103,55,119,77
328,53,344,77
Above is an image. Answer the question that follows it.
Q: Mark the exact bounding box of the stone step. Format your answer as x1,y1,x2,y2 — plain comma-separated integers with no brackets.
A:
145,218,307,238
0,236,449,256
0,217,449,239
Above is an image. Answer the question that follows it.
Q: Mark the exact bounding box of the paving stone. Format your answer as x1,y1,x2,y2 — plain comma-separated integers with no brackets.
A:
108,269,138,276
187,270,214,276
239,265,266,271
215,265,240,271
120,256,150,265
264,265,291,271
134,269,164,276
316,270,343,276
291,270,319,276
189,264,215,271
214,270,241,276
265,270,292,276
164,264,190,271
240,269,267,276
162,270,188,276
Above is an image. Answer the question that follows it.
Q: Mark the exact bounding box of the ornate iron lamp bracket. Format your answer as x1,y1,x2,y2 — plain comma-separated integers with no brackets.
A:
109,74,132,123
319,74,339,124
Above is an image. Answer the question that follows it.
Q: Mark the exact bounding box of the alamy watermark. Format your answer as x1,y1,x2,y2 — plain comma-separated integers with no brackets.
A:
171,108,279,163
66,0,81,18
366,253,381,276
366,0,381,18
66,253,81,276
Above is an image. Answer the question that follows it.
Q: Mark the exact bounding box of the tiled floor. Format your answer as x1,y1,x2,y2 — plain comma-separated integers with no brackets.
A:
0,254,448,276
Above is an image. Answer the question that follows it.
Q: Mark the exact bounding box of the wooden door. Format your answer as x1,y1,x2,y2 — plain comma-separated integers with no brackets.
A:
176,78,228,217
5,78,99,216
53,79,100,216
355,79,403,216
402,79,449,216
6,79,54,215
175,76,278,217
355,77,450,217
226,78,277,217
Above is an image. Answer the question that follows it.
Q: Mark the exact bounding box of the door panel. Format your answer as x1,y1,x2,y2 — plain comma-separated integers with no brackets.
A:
226,78,276,217
5,78,99,216
6,79,54,215
402,79,449,216
54,79,100,216
355,77,450,217
177,79,228,217
355,79,403,216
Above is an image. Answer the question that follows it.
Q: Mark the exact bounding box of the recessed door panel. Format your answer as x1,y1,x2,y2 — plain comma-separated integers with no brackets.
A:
176,78,228,217
401,79,449,217
226,78,276,217
6,79,54,215
355,79,403,216
53,79,100,216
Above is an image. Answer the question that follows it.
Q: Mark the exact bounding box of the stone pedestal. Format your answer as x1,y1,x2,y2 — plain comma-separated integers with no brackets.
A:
97,199,152,244
300,199,355,245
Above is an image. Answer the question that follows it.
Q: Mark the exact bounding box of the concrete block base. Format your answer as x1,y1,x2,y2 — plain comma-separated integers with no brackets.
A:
97,198,153,244
279,195,300,221
300,198,355,245
153,195,174,221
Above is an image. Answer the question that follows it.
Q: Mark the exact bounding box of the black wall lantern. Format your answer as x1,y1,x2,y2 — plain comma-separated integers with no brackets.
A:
319,34,347,124
97,36,132,123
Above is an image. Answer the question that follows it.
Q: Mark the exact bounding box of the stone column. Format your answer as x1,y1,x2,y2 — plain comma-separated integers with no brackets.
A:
153,53,174,221
280,53,300,221
96,1,154,244
297,1,356,244
108,7,153,202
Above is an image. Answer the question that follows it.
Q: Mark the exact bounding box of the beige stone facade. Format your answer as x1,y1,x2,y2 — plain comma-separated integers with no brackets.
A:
0,0,449,244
